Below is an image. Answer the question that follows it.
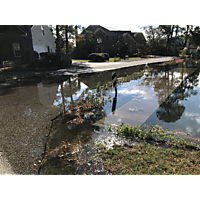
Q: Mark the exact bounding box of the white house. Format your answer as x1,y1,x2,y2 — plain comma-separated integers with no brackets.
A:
31,25,55,54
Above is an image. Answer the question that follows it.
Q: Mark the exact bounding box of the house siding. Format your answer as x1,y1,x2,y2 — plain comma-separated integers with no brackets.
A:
0,25,33,64
31,25,55,54
85,25,146,57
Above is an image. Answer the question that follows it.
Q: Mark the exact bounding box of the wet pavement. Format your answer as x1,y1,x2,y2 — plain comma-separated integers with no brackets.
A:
0,58,200,174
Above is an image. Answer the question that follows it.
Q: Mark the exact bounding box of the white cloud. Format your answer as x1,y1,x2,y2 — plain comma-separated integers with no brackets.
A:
185,112,200,125
80,82,88,89
117,89,146,95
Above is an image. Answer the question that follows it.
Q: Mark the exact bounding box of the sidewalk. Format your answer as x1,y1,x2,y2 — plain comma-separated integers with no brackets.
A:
52,56,174,76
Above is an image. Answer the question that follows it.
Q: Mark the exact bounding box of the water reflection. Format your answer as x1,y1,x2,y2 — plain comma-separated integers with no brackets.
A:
1,59,200,175
94,67,197,128
156,71,198,123
145,66,200,137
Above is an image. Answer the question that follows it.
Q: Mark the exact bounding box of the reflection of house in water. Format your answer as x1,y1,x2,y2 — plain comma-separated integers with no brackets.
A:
78,65,144,88
37,83,59,107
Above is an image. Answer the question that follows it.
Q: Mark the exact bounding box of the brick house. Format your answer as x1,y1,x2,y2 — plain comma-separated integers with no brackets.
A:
0,25,34,65
84,25,146,56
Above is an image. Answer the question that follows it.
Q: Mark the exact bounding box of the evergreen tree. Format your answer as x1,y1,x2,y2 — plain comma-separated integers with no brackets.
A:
116,35,128,58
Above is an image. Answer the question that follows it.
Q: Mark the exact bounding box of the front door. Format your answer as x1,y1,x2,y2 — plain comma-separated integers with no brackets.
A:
97,46,103,53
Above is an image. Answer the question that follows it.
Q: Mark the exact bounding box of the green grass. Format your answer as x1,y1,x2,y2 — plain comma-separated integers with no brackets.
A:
97,144,200,175
109,57,141,62
72,57,141,62
96,124,200,175
72,59,89,62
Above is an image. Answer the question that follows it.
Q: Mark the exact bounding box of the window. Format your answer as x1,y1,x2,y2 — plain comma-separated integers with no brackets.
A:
97,36,102,44
41,25,45,36
107,36,109,41
112,36,114,41
13,43,21,57
47,46,50,52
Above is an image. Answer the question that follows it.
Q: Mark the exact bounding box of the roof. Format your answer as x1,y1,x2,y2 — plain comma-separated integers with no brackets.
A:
85,25,140,42
17,25,28,34
84,25,112,35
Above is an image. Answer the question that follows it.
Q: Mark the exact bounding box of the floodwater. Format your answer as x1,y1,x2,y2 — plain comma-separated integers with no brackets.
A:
0,59,200,174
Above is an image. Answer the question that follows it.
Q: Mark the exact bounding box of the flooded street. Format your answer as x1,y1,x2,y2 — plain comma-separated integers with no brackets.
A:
0,59,200,174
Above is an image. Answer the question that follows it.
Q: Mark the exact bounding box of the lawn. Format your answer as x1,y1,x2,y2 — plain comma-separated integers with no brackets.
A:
97,144,200,175
96,124,200,175
72,57,141,62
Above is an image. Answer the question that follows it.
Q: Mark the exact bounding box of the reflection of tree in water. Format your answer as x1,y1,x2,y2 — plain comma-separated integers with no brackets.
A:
54,76,84,112
156,97,185,123
38,76,112,174
156,71,199,123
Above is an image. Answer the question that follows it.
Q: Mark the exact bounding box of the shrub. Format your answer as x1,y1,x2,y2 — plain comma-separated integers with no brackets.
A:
196,47,200,55
33,51,39,59
88,53,110,62
2,60,13,68
179,47,188,58
31,52,72,68
1,59,24,69
103,53,109,61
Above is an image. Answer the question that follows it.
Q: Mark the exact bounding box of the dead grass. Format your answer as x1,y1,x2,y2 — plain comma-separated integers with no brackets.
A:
97,144,200,175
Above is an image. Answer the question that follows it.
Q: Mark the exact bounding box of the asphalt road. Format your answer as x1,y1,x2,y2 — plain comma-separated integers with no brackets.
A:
54,56,175,76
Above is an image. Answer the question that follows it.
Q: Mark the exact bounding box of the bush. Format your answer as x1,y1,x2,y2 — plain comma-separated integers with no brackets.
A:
1,59,24,69
103,53,109,61
88,53,110,62
196,47,200,56
179,47,188,58
1,60,13,68
33,51,39,59
31,52,72,68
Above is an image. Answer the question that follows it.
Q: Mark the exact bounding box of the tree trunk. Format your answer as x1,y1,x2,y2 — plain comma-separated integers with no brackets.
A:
65,25,69,55
184,25,189,47
166,25,174,53
170,25,174,38
174,25,179,54
56,25,60,53
167,25,174,53
75,25,78,48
